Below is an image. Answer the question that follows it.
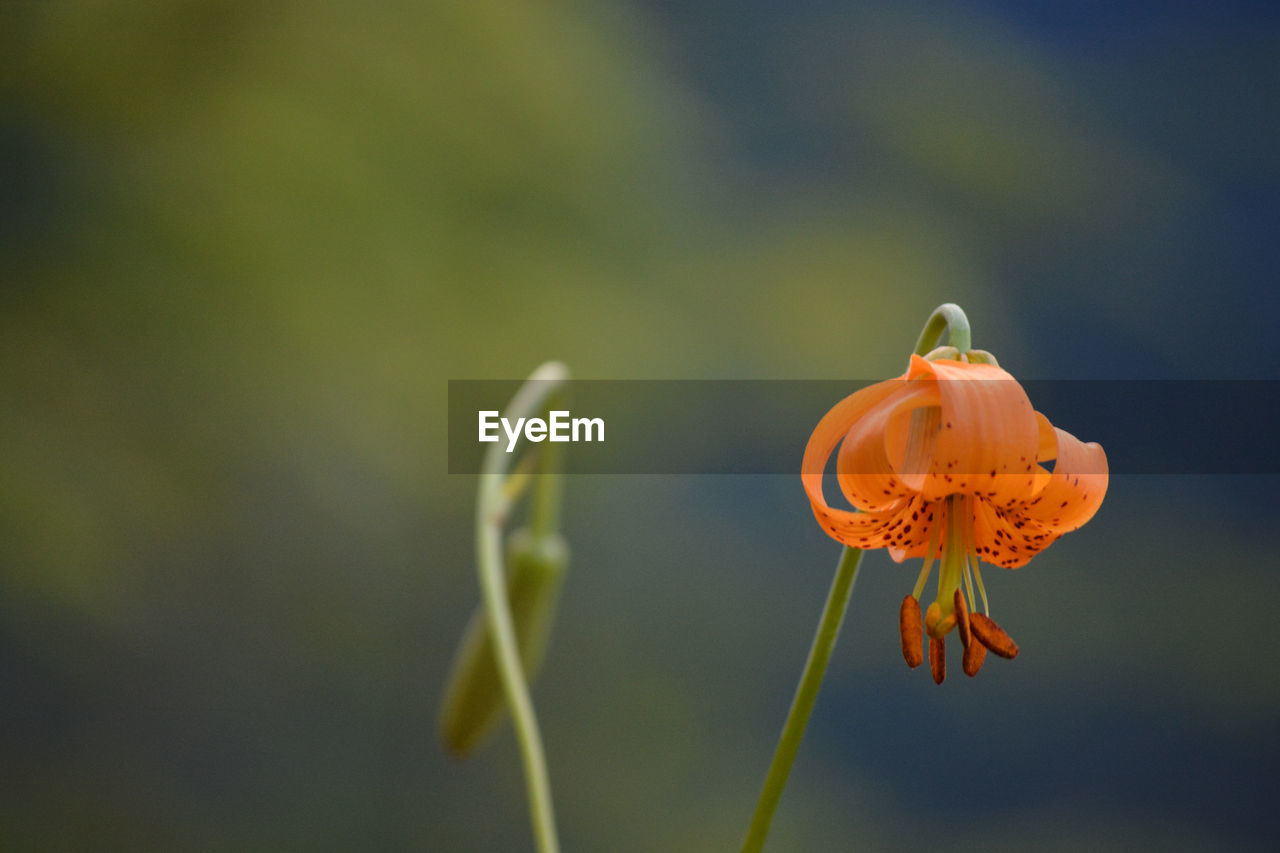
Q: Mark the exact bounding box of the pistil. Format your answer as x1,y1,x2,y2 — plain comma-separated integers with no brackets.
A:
933,495,968,623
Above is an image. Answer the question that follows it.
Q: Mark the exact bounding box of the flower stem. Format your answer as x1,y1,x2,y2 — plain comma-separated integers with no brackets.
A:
741,546,864,853
476,362,568,853
530,393,565,539
914,303,971,356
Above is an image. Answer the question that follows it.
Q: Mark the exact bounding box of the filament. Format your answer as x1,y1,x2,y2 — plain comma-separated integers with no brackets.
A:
972,560,991,616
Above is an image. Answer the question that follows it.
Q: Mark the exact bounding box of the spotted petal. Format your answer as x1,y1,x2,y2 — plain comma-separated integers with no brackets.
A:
803,375,911,545
906,357,1041,505
1018,413,1109,533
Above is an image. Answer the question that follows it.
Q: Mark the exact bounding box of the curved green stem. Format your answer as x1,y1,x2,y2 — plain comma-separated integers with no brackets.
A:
913,303,971,356
477,362,568,853
741,546,863,853
530,392,565,539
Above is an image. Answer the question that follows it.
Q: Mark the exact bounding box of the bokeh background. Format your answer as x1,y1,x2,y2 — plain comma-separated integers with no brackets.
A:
3,1,1278,850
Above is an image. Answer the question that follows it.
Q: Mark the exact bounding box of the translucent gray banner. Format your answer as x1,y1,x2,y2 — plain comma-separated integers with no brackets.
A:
448,379,1278,475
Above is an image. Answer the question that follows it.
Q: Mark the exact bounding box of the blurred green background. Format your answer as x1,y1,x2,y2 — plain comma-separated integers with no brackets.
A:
3,1,1278,850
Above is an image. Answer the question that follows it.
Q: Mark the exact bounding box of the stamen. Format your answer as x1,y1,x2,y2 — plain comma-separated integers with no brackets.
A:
958,496,978,613
911,552,934,603
899,595,923,668
972,560,991,616
935,496,965,621
963,555,978,614
962,634,987,676
929,636,946,684
969,613,1019,659
911,502,944,600
953,587,971,649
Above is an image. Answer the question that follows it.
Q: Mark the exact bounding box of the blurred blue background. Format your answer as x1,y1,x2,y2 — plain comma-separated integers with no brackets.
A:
2,1,1278,849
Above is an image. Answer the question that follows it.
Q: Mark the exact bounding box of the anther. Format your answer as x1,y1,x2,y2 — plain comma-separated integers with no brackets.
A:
969,613,1019,659
962,635,986,676
953,588,971,648
899,595,923,668
929,636,946,685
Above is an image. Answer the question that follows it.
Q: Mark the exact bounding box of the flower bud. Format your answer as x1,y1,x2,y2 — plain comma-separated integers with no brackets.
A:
438,528,568,757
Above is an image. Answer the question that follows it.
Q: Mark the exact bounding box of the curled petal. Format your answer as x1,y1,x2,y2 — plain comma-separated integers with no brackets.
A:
802,376,913,547
818,495,939,552
905,357,1040,505
836,379,939,511
804,353,1105,568
1020,417,1109,533
1034,411,1058,464
969,412,1108,567
809,502,901,546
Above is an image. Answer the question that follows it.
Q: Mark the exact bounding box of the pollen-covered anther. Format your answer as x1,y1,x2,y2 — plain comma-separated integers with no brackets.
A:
929,636,946,685
969,613,1019,659
962,635,987,676
899,595,924,668
953,588,972,648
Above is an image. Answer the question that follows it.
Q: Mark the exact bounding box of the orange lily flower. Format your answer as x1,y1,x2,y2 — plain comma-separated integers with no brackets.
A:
802,354,1107,683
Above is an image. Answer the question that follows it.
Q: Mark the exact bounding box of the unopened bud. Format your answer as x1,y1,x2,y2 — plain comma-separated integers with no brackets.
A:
438,529,568,757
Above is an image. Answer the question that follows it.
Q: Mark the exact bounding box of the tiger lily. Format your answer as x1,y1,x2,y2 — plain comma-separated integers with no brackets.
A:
802,354,1107,683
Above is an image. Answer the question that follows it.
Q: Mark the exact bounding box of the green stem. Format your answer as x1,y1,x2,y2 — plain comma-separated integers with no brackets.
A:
530,393,565,539
476,362,568,853
913,303,971,356
741,546,864,853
